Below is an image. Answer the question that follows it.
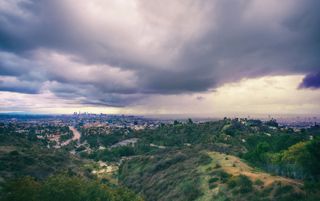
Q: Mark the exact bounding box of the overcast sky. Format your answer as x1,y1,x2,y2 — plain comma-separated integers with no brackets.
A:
0,0,320,116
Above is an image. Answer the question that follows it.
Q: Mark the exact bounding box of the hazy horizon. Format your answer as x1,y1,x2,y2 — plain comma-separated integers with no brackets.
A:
1,111,319,121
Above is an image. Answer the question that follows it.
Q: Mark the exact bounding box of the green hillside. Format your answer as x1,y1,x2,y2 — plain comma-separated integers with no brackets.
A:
1,118,320,201
119,148,313,201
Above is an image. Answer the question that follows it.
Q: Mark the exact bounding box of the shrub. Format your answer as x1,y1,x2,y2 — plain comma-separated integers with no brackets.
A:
226,175,253,194
227,178,237,189
304,181,320,192
198,153,212,165
152,153,187,172
215,170,231,183
275,185,293,196
208,177,219,184
215,163,222,169
1,176,41,201
209,183,218,189
181,180,203,201
9,150,20,156
237,175,253,193
0,174,143,201
254,179,264,186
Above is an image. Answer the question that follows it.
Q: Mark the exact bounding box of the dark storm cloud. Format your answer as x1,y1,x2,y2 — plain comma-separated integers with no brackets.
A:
140,69,216,94
0,0,320,106
0,85,38,94
300,72,320,89
0,52,32,76
46,80,144,107
0,77,40,94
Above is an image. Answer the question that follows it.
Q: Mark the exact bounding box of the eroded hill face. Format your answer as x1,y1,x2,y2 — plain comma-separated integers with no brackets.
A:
198,152,304,201
207,152,302,188
119,149,307,201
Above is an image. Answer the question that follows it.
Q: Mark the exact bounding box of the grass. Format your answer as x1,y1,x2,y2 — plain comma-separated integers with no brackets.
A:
195,151,303,201
119,148,210,201
207,152,302,188
119,149,305,201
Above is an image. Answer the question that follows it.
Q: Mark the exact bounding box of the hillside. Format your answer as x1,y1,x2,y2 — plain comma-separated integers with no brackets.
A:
198,152,303,201
119,148,309,201
0,134,144,201
1,118,320,201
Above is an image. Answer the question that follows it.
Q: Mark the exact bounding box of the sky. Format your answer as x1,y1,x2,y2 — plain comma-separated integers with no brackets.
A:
0,0,320,117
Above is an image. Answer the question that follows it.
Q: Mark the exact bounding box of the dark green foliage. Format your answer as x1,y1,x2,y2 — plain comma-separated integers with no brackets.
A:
80,127,132,148
304,137,320,178
266,137,320,180
208,177,219,189
59,129,73,142
254,179,264,186
304,181,320,192
227,175,253,194
265,119,279,127
0,138,84,181
208,183,218,189
242,133,319,180
215,163,222,168
151,153,188,172
214,170,231,183
198,153,213,165
181,180,203,201
134,120,228,147
119,149,208,201
274,185,293,196
237,176,253,194
208,177,219,184
1,176,41,201
88,143,157,162
302,181,320,201
94,146,135,162
0,174,143,201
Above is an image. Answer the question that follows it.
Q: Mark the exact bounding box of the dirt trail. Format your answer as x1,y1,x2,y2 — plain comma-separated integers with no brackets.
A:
61,126,81,146
208,152,302,187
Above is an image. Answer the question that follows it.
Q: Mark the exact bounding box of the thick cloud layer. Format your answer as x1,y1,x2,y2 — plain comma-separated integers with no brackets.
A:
0,0,319,106
300,72,320,89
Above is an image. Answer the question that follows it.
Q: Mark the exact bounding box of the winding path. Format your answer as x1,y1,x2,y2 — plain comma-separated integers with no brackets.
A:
61,126,81,146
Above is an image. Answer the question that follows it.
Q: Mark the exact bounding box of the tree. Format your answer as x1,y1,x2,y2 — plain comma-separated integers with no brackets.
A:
1,174,143,201
1,177,41,201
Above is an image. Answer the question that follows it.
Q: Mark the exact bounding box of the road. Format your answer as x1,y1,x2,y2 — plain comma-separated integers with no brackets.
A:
61,126,81,146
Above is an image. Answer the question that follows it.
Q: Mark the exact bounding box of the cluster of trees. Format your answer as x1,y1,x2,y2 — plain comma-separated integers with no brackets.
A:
244,135,320,180
80,128,133,148
59,127,74,142
83,142,157,162
0,130,144,201
1,174,143,201
86,146,135,162
135,120,227,146
119,148,211,201
0,123,74,143
134,118,299,149
118,146,315,201
268,137,320,179
0,135,87,181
